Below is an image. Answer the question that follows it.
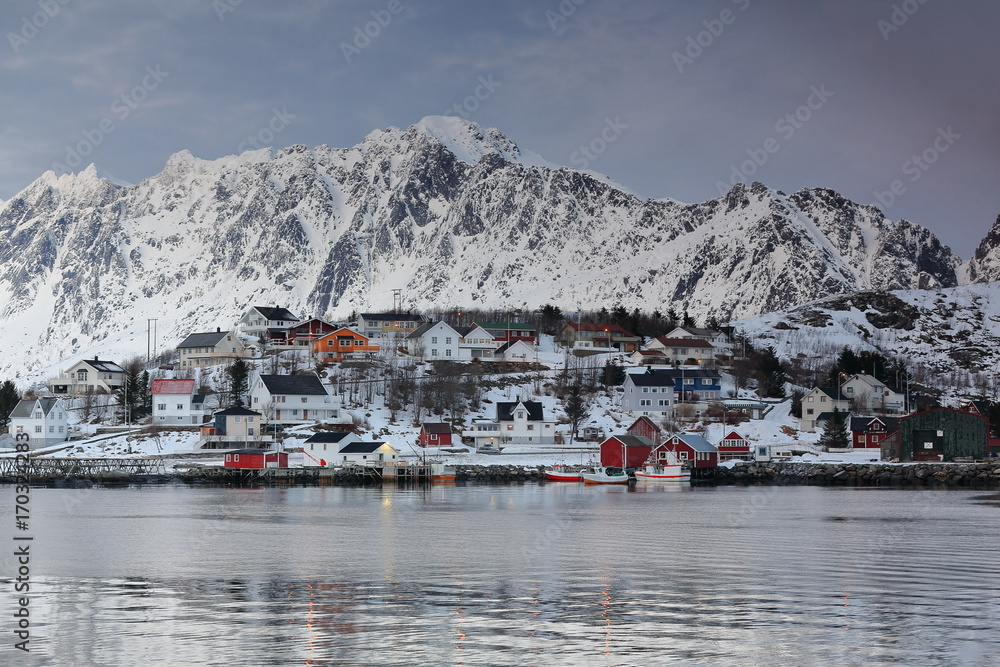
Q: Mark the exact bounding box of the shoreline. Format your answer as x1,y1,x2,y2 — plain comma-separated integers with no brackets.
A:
2,460,999,489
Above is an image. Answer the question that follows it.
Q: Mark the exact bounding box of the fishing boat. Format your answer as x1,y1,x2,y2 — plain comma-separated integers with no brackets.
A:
581,467,629,485
429,462,456,482
634,463,690,482
545,466,582,482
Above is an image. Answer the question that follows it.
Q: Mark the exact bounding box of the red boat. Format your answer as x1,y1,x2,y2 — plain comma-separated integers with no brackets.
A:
545,467,582,482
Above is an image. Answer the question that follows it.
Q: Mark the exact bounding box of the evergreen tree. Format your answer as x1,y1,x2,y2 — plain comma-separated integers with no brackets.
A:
601,358,626,387
227,359,250,407
0,380,20,426
115,366,142,424
564,384,592,445
756,346,788,398
818,408,850,449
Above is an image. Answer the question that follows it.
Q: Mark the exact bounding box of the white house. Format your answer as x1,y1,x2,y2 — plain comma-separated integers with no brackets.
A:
302,432,362,459
177,329,247,369
150,378,207,425
406,321,462,360
621,370,676,417
463,400,557,448
645,336,716,366
49,357,125,394
455,325,498,360
799,387,851,432
248,373,340,424
9,398,70,450
664,326,732,356
495,340,535,362
237,306,300,339
335,441,399,466
841,374,906,414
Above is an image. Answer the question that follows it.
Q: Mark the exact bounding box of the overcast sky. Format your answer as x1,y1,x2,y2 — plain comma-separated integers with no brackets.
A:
1,0,997,257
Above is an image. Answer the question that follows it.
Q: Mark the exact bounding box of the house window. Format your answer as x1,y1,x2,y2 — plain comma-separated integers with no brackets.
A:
158,403,167,411
517,412,524,419
640,400,651,406
58,426,64,433
432,337,438,344
684,379,694,385
445,349,452,357
807,396,814,402
806,408,814,415
431,349,438,357
506,425,513,430
176,404,183,410
301,397,308,403
859,434,866,444
658,400,669,406
678,451,689,460
642,387,649,393
527,425,534,430
34,426,42,433
49,426,54,433
234,455,239,462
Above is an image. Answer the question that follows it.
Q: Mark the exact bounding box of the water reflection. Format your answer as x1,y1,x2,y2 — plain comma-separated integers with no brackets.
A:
3,484,999,665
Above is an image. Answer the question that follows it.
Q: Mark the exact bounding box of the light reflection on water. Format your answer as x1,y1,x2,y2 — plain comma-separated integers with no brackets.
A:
3,484,999,666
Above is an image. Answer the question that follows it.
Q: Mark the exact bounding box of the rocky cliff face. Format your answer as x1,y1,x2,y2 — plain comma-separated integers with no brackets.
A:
0,116,975,379
968,215,1000,283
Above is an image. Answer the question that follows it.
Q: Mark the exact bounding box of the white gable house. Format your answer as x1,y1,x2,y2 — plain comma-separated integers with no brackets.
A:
9,398,70,450
248,373,340,424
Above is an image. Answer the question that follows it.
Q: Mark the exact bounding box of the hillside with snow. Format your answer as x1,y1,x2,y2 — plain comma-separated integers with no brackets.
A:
0,115,996,382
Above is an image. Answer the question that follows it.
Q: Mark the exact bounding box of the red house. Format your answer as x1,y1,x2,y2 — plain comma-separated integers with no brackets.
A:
656,434,718,469
419,423,454,447
716,431,751,461
223,448,288,469
286,318,339,347
849,416,898,449
626,416,662,443
599,435,655,468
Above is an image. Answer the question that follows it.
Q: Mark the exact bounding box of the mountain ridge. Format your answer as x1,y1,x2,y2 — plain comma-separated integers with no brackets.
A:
0,115,996,382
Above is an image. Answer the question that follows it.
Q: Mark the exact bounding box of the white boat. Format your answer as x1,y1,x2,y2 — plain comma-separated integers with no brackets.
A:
634,464,690,482
581,467,629,485
545,467,582,482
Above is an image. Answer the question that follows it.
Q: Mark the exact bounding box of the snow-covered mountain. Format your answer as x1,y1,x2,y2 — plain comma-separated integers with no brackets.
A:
0,115,992,381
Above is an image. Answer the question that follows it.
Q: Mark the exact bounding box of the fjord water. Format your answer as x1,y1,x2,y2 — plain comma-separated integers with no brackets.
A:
5,484,999,666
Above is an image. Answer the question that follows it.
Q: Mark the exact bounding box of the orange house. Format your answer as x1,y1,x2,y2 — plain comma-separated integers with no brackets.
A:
312,327,380,363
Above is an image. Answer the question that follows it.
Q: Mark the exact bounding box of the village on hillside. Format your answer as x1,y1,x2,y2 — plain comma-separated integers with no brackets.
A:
2,304,999,477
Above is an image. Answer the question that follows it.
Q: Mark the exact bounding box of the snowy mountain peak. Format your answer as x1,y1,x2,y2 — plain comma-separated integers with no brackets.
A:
968,214,1000,283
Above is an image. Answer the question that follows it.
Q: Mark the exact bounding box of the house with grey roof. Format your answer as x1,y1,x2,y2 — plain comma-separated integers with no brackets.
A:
621,370,676,417
177,328,247,369
49,357,126,394
303,431,362,458
9,397,69,450
335,440,399,466
248,373,340,424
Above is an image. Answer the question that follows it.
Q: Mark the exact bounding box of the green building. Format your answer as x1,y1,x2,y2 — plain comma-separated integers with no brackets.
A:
881,407,988,462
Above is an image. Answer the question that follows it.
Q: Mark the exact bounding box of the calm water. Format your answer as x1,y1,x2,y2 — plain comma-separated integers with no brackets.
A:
2,483,999,666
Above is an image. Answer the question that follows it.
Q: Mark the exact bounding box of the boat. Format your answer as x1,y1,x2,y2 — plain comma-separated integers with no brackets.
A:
429,462,456,482
581,467,629,485
545,466,582,482
634,464,691,482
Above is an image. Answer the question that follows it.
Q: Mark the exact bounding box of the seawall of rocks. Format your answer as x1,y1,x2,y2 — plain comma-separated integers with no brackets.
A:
713,461,1000,488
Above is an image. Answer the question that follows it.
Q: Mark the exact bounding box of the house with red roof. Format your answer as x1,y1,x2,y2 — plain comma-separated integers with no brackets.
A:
419,422,454,447
559,322,642,353
151,378,207,425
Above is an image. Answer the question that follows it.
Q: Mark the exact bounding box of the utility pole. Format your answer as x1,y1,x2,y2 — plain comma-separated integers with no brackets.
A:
147,318,158,365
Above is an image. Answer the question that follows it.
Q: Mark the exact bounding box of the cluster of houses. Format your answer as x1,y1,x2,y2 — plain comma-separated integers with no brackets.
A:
8,305,998,465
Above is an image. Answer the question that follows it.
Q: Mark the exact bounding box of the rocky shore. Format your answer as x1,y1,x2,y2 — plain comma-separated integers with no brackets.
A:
714,461,1000,488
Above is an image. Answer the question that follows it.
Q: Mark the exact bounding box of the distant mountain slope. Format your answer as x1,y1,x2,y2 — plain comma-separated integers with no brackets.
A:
738,283,1000,385
0,115,986,381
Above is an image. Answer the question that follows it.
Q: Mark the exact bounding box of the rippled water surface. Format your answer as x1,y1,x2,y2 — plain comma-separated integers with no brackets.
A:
3,484,999,665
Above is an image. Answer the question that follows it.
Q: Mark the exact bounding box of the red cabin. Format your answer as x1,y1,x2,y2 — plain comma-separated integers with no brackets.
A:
223,449,288,469
716,430,751,461
657,434,718,469
419,423,453,447
850,416,898,449
626,416,662,443
599,435,655,468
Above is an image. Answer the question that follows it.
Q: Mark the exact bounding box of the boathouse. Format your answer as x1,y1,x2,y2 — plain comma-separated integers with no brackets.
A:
419,423,453,447
880,407,988,462
599,435,655,468
224,449,288,469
